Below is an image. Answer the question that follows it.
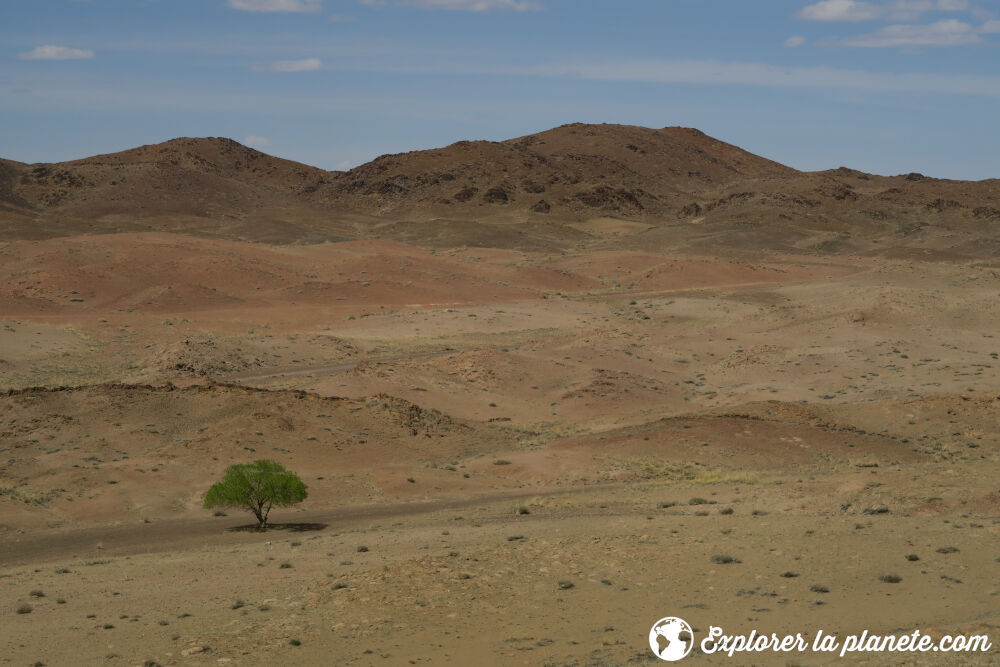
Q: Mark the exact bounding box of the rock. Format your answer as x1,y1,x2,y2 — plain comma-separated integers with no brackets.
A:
531,199,551,214
482,187,509,204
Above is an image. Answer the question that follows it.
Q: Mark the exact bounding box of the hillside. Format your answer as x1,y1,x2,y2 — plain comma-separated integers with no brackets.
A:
2,124,999,254
0,138,353,244
310,124,798,218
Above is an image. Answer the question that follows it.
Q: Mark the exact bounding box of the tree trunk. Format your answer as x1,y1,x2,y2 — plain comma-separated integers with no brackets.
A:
261,501,272,531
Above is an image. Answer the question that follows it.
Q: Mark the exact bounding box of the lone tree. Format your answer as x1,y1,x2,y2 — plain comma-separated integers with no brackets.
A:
203,460,308,530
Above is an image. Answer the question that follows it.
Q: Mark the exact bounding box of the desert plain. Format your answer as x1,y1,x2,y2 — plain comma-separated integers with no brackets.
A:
0,124,998,665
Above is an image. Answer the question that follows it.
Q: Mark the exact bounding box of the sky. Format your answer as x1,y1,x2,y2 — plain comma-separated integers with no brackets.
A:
1,0,999,179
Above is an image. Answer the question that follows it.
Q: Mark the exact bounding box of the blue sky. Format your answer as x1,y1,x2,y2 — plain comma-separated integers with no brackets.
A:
2,0,999,179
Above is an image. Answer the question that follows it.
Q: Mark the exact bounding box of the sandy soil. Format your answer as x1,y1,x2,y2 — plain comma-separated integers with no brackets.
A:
1,231,997,665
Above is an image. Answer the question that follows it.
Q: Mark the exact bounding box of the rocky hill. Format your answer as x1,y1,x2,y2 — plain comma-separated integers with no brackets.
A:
309,123,798,218
2,124,999,254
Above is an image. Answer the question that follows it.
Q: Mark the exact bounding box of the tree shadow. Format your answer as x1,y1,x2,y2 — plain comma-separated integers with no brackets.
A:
227,522,328,533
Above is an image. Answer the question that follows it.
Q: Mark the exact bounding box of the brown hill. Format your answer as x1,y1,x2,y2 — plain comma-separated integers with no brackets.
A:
311,123,798,218
0,138,356,243
3,124,999,254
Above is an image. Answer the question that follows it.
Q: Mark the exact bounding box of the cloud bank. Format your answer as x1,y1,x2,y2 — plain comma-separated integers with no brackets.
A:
521,58,1000,98
798,0,971,22
19,45,95,60
840,18,984,46
228,0,322,12
254,57,322,72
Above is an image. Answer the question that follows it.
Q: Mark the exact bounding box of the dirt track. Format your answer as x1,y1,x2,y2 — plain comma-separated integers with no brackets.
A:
0,488,574,568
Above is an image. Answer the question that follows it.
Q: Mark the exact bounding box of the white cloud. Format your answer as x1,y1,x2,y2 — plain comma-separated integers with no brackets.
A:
244,136,271,147
785,35,807,47
228,0,322,12
518,58,1000,98
254,57,322,72
840,18,984,46
18,45,95,60
982,19,1000,33
798,0,883,21
396,0,541,10
798,0,972,22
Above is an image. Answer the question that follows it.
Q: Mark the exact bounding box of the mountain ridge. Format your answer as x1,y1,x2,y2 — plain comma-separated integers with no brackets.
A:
2,123,998,255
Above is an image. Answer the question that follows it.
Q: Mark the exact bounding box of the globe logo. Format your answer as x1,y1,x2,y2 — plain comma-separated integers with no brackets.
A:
648,616,694,661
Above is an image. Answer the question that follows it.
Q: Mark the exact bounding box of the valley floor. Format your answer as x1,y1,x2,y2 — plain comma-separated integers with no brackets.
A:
1,233,998,665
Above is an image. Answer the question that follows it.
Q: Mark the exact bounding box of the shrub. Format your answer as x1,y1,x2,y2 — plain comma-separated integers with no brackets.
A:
711,555,740,565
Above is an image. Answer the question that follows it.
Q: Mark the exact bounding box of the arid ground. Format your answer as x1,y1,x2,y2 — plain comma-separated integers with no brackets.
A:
1,126,997,665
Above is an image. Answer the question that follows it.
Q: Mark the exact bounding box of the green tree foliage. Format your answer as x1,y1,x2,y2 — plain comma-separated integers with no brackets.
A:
203,460,308,530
